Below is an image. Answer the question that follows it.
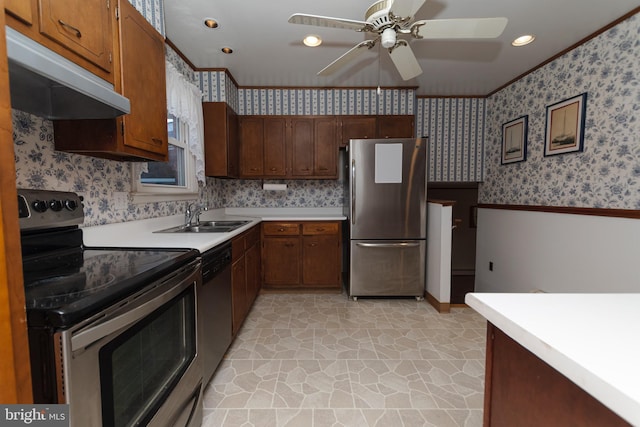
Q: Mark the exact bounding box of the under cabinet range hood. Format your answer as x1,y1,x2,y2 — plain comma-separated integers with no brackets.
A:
5,27,130,120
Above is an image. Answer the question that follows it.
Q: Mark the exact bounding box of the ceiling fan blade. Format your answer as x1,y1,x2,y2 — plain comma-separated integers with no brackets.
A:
288,13,369,31
318,40,376,76
388,41,422,80
389,0,426,19
413,17,508,39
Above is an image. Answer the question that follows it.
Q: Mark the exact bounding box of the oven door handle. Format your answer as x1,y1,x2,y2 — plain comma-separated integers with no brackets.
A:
71,261,200,351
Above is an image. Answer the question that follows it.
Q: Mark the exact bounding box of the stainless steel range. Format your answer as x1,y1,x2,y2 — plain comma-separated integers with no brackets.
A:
19,189,203,427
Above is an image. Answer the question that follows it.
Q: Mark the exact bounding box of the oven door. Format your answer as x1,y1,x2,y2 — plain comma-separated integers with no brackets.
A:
57,259,203,427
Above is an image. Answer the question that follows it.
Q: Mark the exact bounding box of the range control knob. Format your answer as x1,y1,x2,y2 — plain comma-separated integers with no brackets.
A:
32,200,48,213
64,199,78,211
49,199,63,212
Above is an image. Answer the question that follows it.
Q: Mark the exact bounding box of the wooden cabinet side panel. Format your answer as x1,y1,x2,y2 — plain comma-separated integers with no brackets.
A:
231,257,247,336
203,102,228,176
487,323,631,427
0,5,33,402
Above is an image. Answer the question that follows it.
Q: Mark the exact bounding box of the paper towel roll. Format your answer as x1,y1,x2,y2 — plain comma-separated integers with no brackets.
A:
262,183,287,191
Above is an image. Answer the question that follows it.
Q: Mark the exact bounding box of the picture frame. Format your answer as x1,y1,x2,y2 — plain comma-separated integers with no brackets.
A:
544,92,587,156
501,115,528,164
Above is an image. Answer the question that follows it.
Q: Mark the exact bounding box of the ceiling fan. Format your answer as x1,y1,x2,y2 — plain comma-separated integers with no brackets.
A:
288,0,508,81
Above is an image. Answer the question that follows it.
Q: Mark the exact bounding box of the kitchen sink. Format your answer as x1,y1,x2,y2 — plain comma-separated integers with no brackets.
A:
154,220,251,233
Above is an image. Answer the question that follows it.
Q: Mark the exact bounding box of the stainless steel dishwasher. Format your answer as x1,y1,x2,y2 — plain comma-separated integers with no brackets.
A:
199,242,233,384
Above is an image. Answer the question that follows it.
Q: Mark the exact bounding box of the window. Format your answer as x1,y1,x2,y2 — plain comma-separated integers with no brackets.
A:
131,114,199,202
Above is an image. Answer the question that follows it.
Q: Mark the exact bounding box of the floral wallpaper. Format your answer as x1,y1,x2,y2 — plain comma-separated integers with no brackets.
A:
218,179,344,208
480,13,640,209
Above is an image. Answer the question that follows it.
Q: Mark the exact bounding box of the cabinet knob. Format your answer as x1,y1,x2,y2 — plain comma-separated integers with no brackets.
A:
250,168,259,171
278,228,285,232
316,228,325,232
58,20,82,38
270,167,278,171
310,242,317,247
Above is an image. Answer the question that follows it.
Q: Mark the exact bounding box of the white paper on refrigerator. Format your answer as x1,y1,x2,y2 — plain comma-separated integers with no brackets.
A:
374,143,403,183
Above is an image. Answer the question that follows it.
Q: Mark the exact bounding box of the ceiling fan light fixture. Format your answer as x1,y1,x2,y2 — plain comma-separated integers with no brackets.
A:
303,34,322,47
203,18,219,29
221,47,233,54
381,27,396,49
512,34,535,46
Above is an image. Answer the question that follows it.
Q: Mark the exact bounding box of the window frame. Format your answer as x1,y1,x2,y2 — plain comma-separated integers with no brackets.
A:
131,116,199,204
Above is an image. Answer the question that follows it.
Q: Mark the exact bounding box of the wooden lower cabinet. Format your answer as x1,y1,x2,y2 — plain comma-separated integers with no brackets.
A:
484,323,630,427
231,225,261,336
262,221,341,290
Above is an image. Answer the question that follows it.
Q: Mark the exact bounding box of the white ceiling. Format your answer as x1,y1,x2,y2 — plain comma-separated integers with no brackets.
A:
163,0,639,96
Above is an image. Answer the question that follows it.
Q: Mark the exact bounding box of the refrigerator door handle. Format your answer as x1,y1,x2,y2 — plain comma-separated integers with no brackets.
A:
351,158,356,225
356,242,421,248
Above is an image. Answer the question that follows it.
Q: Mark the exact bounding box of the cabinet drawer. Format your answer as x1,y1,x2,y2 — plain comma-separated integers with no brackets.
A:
263,222,300,236
302,222,339,235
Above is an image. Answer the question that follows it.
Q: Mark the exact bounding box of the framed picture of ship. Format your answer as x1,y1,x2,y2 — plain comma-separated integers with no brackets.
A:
544,92,587,156
501,115,528,164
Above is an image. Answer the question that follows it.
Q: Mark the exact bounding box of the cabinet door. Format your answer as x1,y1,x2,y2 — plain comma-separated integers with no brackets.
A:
231,257,247,336
314,117,337,177
290,117,314,177
240,117,264,177
39,0,113,73
245,240,261,306
377,115,414,138
339,116,376,148
119,0,167,159
5,0,34,25
262,237,300,286
263,117,287,177
302,235,340,287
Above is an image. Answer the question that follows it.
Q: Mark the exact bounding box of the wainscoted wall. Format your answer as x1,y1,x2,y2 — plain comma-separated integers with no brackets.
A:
480,13,640,210
417,97,486,182
475,12,640,294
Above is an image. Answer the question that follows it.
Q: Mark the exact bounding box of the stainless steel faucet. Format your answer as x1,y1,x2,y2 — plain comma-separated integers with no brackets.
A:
185,202,208,226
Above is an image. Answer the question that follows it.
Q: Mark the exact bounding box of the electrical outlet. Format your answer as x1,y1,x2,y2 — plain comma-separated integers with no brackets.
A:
489,262,494,271
113,192,128,210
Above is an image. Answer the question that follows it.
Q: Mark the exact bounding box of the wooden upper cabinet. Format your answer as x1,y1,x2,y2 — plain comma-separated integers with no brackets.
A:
53,0,168,161
118,0,166,158
290,117,314,177
339,116,376,148
204,102,239,178
314,117,337,177
377,115,415,138
263,117,287,177
5,0,115,83
5,0,34,25
38,0,113,73
239,117,264,177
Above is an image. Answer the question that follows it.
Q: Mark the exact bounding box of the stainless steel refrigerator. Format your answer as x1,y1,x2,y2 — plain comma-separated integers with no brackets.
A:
344,138,427,299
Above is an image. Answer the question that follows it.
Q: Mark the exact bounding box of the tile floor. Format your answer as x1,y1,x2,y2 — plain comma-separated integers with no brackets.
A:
202,292,487,427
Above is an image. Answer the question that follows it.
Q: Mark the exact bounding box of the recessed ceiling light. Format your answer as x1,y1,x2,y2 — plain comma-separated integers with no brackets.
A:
512,35,535,47
203,18,218,29
221,47,233,54
303,34,322,47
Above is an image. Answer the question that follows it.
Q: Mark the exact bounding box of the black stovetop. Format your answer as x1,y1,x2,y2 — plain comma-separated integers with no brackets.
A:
23,242,199,328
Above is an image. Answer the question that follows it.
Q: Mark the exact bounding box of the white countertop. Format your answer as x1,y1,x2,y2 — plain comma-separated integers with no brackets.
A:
82,208,346,253
465,293,640,426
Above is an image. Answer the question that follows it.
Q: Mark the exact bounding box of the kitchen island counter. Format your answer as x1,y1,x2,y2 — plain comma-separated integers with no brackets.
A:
466,292,640,426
